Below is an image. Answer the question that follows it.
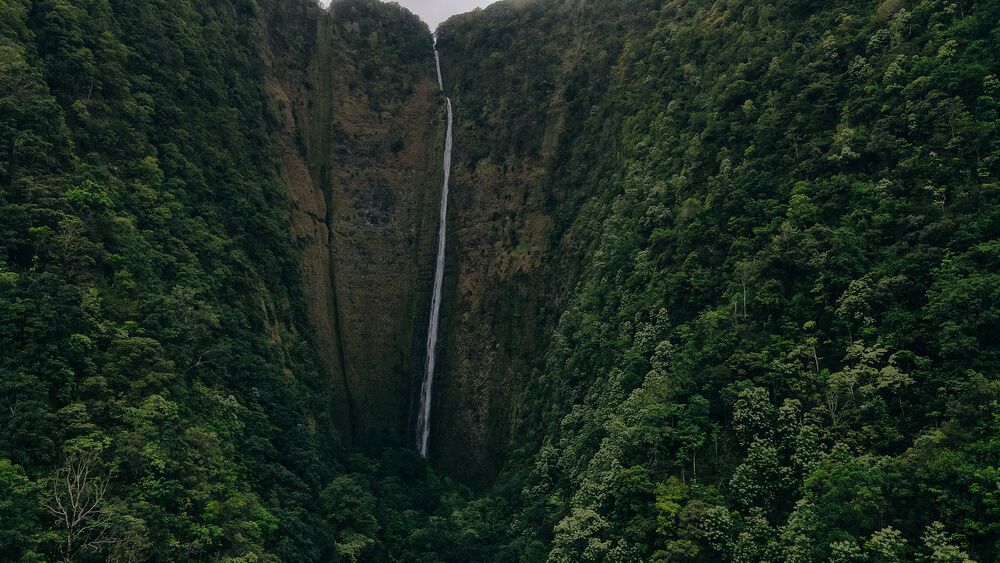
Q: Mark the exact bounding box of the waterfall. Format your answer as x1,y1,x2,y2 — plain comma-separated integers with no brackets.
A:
416,38,453,458
434,44,444,90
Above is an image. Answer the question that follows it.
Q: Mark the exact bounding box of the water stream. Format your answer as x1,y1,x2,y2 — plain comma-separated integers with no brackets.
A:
416,38,453,457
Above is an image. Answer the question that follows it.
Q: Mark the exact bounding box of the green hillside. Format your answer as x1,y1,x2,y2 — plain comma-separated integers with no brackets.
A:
0,0,460,560
1,0,998,561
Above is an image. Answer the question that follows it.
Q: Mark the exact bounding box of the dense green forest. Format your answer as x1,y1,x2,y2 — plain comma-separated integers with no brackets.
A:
2,0,999,561
437,0,1000,560
0,0,466,560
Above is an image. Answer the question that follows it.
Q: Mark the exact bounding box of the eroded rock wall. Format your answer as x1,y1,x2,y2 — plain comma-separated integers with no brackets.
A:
430,1,630,485
259,0,442,446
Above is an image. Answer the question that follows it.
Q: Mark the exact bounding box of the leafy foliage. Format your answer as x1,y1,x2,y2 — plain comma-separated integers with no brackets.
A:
0,0,468,560
437,0,1000,560
3,0,998,560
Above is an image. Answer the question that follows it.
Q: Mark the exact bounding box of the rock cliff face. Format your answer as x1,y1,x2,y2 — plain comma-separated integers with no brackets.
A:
259,0,442,446
5,0,996,557
249,0,640,486
428,1,642,486
255,0,637,485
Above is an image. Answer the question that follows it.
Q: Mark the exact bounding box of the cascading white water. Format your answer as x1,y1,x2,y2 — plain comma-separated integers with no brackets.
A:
434,43,444,90
416,38,453,458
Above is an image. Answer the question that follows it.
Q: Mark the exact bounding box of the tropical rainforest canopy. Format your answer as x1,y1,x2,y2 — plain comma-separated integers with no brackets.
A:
0,0,997,561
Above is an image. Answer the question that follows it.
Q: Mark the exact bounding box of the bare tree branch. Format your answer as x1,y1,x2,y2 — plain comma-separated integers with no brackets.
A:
45,453,122,562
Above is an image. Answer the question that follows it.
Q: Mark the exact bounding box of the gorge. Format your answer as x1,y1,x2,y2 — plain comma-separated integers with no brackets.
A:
1,0,998,561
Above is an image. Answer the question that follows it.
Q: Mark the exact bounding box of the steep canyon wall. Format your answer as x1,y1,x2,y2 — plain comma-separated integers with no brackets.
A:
260,0,443,446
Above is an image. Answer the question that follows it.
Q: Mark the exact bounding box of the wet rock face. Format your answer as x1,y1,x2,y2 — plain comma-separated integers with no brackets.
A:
260,0,604,485
260,0,440,447
426,8,611,487
357,182,396,227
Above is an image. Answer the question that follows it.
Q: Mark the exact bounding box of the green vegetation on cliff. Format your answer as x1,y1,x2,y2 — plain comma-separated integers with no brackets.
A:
0,0,461,560
435,0,1000,560
2,0,999,561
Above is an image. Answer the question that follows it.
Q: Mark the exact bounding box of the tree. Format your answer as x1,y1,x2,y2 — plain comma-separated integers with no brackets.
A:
44,452,119,562
548,507,612,562
919,522,973,563
0,458,40,559
865,526,908,562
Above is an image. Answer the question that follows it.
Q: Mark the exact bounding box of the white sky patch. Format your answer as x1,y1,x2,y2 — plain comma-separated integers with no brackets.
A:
319,0,494,30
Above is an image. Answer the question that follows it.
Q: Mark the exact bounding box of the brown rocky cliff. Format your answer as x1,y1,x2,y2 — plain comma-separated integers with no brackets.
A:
428,4,621,486
254,0,605,484
258,0,441,446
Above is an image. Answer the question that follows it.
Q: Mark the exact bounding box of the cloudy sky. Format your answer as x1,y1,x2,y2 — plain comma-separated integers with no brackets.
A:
321,0,495,30
396,0,495,29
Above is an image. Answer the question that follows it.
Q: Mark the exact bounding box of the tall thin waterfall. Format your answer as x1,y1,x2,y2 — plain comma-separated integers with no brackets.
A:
416,38,453,457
